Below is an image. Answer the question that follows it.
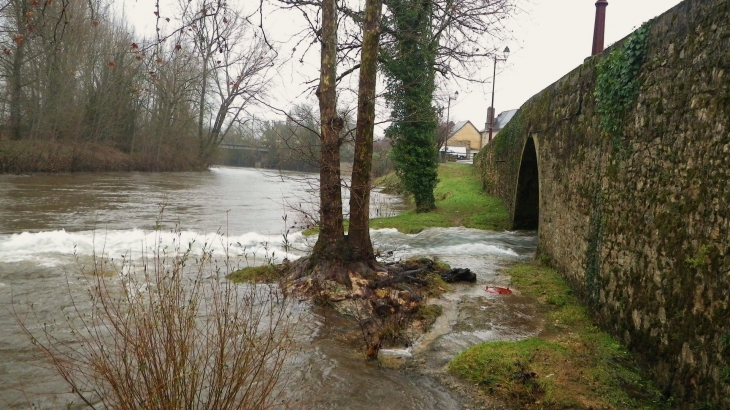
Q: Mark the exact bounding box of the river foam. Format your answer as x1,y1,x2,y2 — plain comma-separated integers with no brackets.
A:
370,226,534,261
1,225,534,270
0,228,303,266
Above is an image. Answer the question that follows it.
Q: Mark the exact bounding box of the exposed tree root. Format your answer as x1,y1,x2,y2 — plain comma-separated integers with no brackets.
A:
273,256,473,360
373,268,429,287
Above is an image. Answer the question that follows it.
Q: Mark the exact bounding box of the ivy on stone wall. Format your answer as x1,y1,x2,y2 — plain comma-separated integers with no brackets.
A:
492,110,523,158
595,22,651,152
722,333,730,385
585,191,606,304
584,22,651,303
475,109,524,207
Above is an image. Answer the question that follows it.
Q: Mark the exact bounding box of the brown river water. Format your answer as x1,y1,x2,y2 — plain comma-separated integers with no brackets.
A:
0,167,539,409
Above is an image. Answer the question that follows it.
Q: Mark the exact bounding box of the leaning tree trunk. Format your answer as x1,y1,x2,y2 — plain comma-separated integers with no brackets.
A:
347,0,384,263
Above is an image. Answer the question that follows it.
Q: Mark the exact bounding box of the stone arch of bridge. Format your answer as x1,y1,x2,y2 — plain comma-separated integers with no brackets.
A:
512,136,540,230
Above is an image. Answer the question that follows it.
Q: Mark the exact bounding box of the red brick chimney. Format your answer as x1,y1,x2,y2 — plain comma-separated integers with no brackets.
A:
592,0,608,55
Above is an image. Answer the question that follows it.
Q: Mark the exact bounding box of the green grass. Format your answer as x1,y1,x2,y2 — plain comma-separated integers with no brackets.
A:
415,304,443,332
450,338,568,405
371,164,510,233
301,163,510,236
227,264,281,283
449,262,671,409
375,172,407,195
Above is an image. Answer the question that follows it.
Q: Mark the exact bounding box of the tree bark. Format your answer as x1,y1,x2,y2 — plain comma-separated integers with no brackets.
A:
311,0,346,274
197,57,209,159
9,0,27,141
347,0,384,262
294,0,388,287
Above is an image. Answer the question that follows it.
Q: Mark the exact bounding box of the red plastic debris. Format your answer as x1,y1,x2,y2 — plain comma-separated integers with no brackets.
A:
485,286,512,295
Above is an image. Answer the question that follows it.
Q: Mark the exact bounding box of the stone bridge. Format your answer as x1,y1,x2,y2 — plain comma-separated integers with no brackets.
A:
219,143,269,153
215,144,270,168
475,0,729,406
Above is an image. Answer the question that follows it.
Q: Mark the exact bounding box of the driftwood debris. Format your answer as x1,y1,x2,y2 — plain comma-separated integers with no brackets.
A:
372,268,429,288
374,262,478,287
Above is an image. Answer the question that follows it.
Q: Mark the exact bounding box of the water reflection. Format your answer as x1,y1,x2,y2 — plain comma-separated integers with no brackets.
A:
0,167,407,235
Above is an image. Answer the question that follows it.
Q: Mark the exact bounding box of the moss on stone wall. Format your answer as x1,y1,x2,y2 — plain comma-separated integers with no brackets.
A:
475,0,730,406
595,23,651,153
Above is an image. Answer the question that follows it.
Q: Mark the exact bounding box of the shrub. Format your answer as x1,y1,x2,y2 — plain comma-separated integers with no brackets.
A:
15,228,294,409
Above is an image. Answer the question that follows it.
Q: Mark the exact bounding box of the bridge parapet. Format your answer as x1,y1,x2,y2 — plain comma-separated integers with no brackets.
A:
476,0,730,406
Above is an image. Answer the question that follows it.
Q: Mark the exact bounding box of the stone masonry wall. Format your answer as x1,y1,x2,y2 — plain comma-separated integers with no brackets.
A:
475,0,730,406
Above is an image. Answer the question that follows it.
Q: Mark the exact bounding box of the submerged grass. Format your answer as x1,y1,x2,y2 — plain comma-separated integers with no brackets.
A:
414,304,443,332
449,262,671,409
371,163,510,233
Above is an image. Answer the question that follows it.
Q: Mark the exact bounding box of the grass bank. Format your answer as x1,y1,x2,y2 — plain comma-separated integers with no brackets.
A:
371,163,510,233
449,262,671,409
0,140,204,173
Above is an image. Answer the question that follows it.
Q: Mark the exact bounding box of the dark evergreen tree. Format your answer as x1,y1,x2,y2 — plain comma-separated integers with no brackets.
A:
382,0,440,212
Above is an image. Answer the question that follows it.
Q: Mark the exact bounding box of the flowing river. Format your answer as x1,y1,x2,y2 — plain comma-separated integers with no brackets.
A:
0,167,539,409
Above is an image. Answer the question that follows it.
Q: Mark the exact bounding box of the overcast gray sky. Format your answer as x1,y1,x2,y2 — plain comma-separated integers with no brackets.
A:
455,0,683,131
120,0,685,132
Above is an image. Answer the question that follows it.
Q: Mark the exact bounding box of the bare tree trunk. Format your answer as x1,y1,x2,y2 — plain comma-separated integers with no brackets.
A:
8,1,26,141
311,0,346,268
9,43,23,140
347,0,383,262
197,66,208,158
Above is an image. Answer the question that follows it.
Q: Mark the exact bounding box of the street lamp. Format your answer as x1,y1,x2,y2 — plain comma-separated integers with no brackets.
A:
445,90,459,160
487,46,510,143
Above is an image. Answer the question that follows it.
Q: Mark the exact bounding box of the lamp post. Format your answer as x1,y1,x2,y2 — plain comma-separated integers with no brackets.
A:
444,90,459,161
488,46,510,143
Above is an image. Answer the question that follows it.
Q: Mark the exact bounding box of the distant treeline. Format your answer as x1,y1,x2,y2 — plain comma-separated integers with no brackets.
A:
0,0,272,173
213,111,394,177
0,0,396,176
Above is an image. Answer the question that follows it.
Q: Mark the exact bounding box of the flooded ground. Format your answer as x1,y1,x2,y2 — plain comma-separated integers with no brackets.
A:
414,257,544,373
0,168,539,409
274,231,542,410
